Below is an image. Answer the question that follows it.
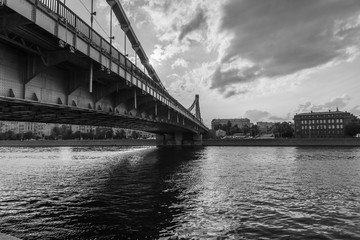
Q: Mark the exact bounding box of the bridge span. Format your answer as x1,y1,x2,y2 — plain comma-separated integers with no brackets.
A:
0,0,208,145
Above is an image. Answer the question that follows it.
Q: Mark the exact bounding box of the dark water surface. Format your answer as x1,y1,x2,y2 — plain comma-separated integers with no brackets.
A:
0,146,359,239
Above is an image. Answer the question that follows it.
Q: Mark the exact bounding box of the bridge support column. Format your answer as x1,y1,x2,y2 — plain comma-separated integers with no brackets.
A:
156,133,203,146
182,133,203,146
156,134,175,146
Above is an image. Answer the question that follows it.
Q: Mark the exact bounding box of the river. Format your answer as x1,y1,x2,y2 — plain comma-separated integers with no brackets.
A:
0,146,359,239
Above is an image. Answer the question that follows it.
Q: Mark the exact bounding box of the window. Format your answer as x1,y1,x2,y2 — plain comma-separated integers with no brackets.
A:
340,119,343,123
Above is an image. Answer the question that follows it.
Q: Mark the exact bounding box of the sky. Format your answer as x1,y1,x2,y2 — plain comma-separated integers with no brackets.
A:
66,0,360,127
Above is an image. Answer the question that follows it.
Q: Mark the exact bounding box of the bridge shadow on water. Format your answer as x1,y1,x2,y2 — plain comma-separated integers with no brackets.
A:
66,146,206,239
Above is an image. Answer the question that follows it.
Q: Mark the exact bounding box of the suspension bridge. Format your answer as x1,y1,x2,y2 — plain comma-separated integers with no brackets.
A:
0,0,208,145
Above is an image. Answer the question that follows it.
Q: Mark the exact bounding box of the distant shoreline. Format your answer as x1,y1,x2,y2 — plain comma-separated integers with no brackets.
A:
203,138,360,147
0,139,156,147
1,138,360,147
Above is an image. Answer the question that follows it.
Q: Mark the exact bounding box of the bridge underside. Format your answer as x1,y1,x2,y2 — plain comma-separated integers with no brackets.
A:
0,97,190,134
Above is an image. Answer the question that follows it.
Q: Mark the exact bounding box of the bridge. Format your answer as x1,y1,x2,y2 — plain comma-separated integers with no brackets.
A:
0,0,208,145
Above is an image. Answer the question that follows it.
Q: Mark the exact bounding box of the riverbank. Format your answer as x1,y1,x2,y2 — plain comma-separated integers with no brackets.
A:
203,138,360,147
0,139,156,147
1,138,360,147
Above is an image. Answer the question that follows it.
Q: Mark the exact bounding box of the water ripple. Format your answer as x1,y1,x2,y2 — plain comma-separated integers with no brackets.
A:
0,146,359,239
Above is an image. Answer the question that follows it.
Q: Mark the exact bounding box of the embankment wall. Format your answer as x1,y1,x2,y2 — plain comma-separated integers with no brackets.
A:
203,138,360,147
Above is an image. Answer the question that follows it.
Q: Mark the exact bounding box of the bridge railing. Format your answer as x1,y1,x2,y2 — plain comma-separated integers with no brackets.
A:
36,0,205,128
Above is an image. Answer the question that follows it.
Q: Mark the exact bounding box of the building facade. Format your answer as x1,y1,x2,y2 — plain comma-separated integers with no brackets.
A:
294,110,356,138
211,118,251,129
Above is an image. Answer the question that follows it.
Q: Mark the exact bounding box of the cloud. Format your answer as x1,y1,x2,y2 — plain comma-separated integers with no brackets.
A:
171,58,189,69
268,113,293,122
223,89,248,98
296,95,351,113
209,0,360,94
350,105,360,115
245,110,270,122
179,8,207,41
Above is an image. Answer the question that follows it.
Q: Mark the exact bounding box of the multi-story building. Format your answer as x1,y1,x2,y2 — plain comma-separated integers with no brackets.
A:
293,110,356,138
1,121,54,138
0,121,19,133
71,125,92,134
211,118,250,129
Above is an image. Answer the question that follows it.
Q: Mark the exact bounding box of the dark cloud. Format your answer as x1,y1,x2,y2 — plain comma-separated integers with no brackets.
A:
223,89,248,98
210,65,261,90
179,8,207,41
296,95,351,113
211,0,360,93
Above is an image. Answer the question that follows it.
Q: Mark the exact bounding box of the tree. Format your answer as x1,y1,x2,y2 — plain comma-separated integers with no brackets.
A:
73,131,81,139
115,129,126,139
62,128,73,140
4,130,16,140
23,131,34,140
345,122,360,137
242,125,250,135
230,124,241,135
106,129,114,139
250,125,259,137
271,122,294,138
131,131,139,139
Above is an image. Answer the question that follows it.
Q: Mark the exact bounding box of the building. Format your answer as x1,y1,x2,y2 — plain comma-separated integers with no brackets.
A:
71,125,92,134
293,109,356,138
257,122,275,134
0,121,19,133
211,118,250,129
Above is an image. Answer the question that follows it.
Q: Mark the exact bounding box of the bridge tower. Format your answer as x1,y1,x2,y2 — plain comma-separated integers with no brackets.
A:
156,95,203,146
187,94,202,122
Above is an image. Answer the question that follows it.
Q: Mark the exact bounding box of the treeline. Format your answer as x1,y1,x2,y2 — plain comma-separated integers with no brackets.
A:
345,122,360,137
213,122,259,136
211,121,295,138
0,126,143,141
0,131,36,140
50,126,141,140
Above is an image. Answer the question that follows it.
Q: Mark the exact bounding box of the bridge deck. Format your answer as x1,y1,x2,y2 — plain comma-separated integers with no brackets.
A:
0,0,208,134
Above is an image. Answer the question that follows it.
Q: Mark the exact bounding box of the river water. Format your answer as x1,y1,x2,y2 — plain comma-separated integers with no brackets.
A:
0,146,359,239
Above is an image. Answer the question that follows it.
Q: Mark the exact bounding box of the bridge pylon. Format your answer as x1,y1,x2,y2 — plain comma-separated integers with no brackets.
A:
187,94,202,122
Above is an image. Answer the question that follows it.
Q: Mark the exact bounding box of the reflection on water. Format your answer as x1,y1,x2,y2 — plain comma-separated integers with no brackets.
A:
0,146,360,239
